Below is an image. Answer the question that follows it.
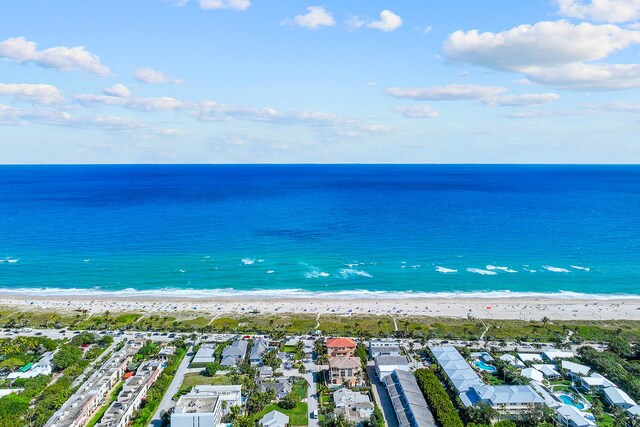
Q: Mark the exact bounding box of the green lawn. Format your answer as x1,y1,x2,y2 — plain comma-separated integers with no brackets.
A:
180,373,248,392
257,402,308,427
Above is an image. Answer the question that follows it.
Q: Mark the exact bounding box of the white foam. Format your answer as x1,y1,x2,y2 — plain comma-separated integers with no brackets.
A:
436,266,458,273
467,268,497,276
6,259,18,264
1,287,638,301
265,270,275,274
241,258,255,265
304,268,330,279
338,268,373,279
256,259,265,263
486,265,517,273
83,259,90,263
570,265,590,271
178,269,186,273
543,265,570,273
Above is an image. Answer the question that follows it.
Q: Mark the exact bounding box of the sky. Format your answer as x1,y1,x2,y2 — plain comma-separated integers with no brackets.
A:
1,0,640,164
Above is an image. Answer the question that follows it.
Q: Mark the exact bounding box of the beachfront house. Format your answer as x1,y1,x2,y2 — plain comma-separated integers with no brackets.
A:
556,404,596,427
220,340,248,368
250,338,269,366
333,388,375,423
329,356,363,388
374,355,410,380
603,386,636,409
517,353,542,364
326,338,357,358
369,339,401,358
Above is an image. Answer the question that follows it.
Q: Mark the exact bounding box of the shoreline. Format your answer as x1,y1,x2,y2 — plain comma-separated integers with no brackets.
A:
2,290,640,321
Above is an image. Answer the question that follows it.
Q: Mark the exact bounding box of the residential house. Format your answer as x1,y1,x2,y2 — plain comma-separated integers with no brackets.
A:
556,405,596,427
580,373,615,393
192,343,216,365
542,349,574,361
326,338,357,358
517,353,542,364
531,364,562,379
220,340,248,368
374,355,410,381
429,345,483,394
333,388,375,423
250,338,269,366
499,354,525,369
369,339,401,358
561,361,591,381
258,378,292,400
329,356,363,388
603,387,636,409
462,385,545,417
259,366,273,378
521,367,544,384
259,410,289,427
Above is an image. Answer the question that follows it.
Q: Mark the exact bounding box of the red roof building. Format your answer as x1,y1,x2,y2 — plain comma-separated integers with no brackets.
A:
326,337,357,358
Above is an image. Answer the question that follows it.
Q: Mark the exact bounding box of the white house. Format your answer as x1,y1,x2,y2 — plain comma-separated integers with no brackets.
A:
259,410,289,427
556,405,596,427
580,373,615,393
521,367,544,384
542,349,574,361
369,339,401,358
333,388,374,423
561,361,590,380
499,354,525,369
603,387,636,409
531,364,561,379
192,343,216,365
374,355,409,380
518,353,542,364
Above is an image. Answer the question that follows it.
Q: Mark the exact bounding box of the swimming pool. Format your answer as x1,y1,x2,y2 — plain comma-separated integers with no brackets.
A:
473,360,498,373
557,393,586,410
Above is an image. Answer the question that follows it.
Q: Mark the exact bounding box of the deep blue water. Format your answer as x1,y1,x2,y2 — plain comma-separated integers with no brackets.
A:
0,165,639,297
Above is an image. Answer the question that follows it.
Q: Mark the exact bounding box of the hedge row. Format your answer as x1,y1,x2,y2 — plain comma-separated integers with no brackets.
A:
415,368,464,427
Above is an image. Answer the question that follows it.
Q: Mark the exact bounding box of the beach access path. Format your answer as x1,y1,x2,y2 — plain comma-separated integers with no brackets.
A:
149,344,193,427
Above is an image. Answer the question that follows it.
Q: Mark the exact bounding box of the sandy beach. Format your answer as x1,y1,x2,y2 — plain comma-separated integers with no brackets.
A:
1,291,640,321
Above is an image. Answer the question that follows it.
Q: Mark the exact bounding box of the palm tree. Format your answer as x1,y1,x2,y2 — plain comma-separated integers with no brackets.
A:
541,316,550,326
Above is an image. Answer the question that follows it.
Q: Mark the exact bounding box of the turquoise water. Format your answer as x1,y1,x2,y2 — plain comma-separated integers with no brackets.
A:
557,394,585,410
473,361,498,373
0,165,639,298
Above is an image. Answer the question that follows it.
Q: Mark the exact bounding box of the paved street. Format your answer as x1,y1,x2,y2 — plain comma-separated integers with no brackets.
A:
149,345,193,427
303,361,318,427
366,364,398,427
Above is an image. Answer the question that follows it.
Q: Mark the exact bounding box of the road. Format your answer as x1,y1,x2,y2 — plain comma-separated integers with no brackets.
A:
149,345,193,427
303,361,318,427
366,364,398,427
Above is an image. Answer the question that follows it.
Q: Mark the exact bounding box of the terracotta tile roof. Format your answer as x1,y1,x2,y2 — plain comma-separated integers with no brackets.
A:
326,338,357,348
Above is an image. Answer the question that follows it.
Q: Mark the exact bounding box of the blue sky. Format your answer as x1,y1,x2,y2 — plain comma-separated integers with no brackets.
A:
1,0,640,163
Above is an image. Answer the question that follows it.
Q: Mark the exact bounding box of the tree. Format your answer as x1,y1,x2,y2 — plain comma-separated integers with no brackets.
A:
608,336,633,358
298,363,307,374
465,403,496,425
52,345,82,370
367,407,385,427
204,362,219,377
541,316,550,326
278,391,299,410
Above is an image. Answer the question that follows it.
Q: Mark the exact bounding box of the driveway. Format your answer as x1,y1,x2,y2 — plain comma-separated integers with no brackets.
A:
149,345,193,427
303,361,318,427
366,365,398,427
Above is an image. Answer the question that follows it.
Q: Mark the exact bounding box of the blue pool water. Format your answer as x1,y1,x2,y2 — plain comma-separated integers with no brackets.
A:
558,394,585,410
473,361,498,373
0,164,639,298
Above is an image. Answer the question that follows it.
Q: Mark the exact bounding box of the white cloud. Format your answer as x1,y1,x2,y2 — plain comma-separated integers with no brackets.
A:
199,0,250,10
444,21,640,72
0,83,65,105
483,93,560,106
444,20,640,90
524,62,640,89
598,101,640,112
367,10,403,32
386,84,507,101
555,0,640,23
103,83,131,98
501,110,557,119
290,6,335,29
134,67,183,84
346,15,365,30
0,37,111,75
392,104,439,118
75,94,184,111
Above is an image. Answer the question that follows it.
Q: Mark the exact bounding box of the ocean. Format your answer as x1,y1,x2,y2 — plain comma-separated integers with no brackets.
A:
0,165,638,299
